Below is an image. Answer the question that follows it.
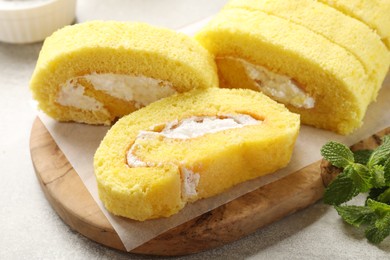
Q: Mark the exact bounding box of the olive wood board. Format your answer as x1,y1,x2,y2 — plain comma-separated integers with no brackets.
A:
29,117,390,256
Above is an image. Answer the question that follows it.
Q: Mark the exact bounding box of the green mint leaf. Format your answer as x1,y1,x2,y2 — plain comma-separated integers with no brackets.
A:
350,164,372,192
370,165,386,188
365,199,390,244
368,135,390,168
324,171,359,205
377,188,390,204
335,205,375,227
353,150,373,165
322,135,390,244
365,224,390,244
384,157,390,185
365,214,390,244
367,199,390,215
321,141,354,168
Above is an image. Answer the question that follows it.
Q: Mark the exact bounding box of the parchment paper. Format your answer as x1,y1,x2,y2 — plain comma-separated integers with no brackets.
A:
37,19,390,251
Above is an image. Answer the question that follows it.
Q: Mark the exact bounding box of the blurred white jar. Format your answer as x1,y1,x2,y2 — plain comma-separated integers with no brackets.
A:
0,0,76,43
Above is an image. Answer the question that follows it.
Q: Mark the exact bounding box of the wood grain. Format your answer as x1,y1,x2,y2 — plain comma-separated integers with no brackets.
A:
30,117,333,255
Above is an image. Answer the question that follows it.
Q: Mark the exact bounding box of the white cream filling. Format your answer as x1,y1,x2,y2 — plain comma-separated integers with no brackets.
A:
57,80,103,111
126,114,261,199
180,168,200,200
84,73,176,108
158,114,259,139
56,73,176,110
224,57,315,109
126,132,159,168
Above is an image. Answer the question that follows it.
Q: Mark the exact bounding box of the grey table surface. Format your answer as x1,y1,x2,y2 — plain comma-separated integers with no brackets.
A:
0,0,389,259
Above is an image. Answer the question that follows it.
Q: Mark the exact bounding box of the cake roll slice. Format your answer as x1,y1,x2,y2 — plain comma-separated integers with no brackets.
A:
94,88,300,221
318,0,390,49
226,0,390,100
195,8,378,134
30,21,218,125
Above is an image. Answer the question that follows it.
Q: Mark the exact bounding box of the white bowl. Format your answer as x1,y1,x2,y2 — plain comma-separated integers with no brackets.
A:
0,0,76,44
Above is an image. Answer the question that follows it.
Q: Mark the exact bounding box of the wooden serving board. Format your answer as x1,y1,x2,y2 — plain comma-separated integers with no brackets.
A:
29,117,389,256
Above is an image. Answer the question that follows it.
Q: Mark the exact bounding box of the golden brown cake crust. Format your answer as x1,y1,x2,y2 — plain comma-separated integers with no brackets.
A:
94,88,300,221
30,21,218,125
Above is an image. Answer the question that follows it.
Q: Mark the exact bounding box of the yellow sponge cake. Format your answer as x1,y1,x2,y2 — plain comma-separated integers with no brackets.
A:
319,0,390,49
195,6,389,134
226,0,389,99
30,21,218,125
94,88,300,221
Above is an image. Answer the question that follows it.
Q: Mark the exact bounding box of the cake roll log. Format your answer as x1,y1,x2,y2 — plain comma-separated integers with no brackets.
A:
318,0,390,49
195,8,381,134
226,0,390,100
94,88,300,221
30,21,218,125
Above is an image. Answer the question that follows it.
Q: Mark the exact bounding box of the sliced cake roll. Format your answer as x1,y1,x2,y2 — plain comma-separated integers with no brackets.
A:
318,0,390,49
225,0,390,99
94,88,300,221
195,7,388,134
30,21,218,125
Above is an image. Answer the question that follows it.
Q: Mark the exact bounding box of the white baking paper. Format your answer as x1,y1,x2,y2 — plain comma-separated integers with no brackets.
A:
37,19,390,251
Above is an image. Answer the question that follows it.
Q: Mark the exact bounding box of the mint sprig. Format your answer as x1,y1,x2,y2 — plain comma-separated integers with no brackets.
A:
335,205,375,227
321,134,390,244
321,141,354,168
323,171,358,205
364,199,390,244
335,199,390,244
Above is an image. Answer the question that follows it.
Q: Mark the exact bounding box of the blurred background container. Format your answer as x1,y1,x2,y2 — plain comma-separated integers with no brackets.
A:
0,0,76,43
